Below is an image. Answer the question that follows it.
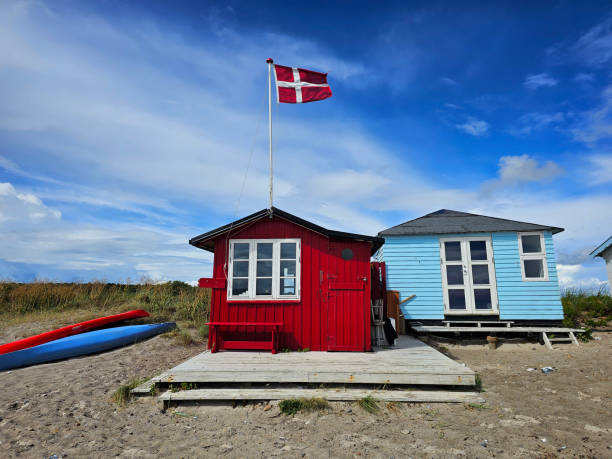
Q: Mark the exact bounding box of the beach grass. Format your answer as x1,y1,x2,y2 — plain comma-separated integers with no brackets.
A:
562,287,612,329
357,395,380,414
279,397,330,415
0,280,210,330
111,378,145,407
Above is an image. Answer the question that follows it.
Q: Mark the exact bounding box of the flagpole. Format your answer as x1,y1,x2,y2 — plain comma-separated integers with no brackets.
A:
266,58,274,211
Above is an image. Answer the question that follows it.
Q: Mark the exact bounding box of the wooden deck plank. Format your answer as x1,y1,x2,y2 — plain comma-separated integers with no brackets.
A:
157,335,475,386
159,388,485,403
412,326,584,333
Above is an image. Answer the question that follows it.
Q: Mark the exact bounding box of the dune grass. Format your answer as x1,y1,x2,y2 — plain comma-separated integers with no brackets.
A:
562,287,612,329
111,378,145,407
357,395,380,414
279,398,330,415
0,280,210,331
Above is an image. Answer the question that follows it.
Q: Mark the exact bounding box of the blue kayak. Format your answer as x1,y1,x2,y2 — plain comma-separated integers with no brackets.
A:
0,323,176,371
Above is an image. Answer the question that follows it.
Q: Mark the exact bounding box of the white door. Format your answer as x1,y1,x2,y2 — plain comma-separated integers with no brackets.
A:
440,237,498,315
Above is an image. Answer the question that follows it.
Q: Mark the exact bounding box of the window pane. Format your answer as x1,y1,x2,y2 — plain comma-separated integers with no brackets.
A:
524,259,544,278
233,243,249,259
470,241,487,261
474,289,492,309
446,265,463,285
448,289,466,309
232,278,248,296
444,242,461,261
257,242,273,260
233,260,249,277
256,278,272,296
256,260,272,277
280,242,296,259
522,235,542,253
280,277,296,295
280,260,296,277
472,265,490,285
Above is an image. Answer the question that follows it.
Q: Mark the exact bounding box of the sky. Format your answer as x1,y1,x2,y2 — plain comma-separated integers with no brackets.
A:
0,0,611,289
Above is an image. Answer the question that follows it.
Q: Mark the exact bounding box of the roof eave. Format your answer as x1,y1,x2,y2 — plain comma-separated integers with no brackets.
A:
590,236,612,257
190,207,384,255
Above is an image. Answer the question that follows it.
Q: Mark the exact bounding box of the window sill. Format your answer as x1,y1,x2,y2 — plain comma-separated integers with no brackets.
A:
227,299,301,304
444,310,499,315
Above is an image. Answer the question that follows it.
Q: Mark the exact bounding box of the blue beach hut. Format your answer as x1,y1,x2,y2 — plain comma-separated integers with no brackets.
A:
376,210,565,325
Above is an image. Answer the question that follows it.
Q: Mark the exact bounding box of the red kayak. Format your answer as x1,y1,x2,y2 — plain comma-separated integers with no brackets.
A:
0,309,150,355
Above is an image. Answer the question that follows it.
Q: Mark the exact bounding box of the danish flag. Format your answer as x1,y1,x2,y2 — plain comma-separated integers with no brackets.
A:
270,61,332,104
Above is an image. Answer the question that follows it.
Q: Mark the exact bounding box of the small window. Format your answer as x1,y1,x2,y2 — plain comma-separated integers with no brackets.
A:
518,232,548,281
444,241,462,261
228,239,300,300
231,242,250,297
521,234,541,253
341,248,354,260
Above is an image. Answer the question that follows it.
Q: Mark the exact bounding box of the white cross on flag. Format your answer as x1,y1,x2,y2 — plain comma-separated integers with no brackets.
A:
272,63,332,103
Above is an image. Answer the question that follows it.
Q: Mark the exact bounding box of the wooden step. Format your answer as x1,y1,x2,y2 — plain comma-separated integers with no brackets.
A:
158,388,485,404
542,331,580,350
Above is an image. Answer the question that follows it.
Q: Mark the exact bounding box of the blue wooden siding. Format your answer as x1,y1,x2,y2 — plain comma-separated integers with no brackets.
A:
379,235,445,319
493,231,563,320
379,231,564,320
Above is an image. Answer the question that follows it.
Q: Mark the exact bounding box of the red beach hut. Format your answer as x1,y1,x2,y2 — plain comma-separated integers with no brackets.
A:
191,207,384,353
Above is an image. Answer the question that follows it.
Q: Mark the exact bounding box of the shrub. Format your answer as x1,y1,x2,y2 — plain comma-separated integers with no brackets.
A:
562,287,612,328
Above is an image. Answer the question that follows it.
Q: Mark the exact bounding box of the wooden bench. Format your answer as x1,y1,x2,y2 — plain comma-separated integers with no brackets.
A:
206,322,283,354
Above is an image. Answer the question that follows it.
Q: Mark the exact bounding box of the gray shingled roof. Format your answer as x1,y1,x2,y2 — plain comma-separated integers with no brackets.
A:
378,209,564,236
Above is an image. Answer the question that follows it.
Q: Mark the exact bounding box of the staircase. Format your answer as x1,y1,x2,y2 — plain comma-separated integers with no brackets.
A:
541,330,580,350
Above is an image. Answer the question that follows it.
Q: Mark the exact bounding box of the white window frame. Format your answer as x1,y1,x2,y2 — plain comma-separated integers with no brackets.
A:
518,232,549,282
227,238,301,300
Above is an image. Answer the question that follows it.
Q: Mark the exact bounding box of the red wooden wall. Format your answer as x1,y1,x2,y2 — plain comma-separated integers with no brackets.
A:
208,217,372,351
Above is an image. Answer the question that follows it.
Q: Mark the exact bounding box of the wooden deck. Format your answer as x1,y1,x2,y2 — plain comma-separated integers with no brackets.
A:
412,326,583,333
153,335,475,386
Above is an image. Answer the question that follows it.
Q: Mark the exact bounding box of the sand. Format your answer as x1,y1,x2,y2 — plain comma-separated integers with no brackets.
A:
0,323,610,458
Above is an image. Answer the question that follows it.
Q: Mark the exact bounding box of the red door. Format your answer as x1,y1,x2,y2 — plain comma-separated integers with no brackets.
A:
326,242,369,351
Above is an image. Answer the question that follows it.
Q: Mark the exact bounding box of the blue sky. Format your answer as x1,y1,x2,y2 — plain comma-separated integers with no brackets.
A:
1,0,611,288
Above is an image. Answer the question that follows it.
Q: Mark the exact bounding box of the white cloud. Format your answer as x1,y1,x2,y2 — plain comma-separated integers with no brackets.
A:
523,73,558,90
0,182,61,227
455,117,489,136
571,84,612,143
509,112,566,136
497,155,563,184
587,154,612,184
480,155,564,195
557,264,609,291
572,16,612,67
